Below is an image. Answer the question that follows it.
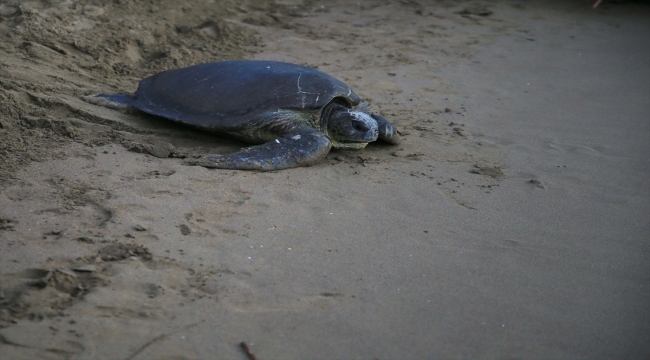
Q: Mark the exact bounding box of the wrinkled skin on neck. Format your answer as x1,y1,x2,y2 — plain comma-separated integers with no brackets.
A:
320,102,379,149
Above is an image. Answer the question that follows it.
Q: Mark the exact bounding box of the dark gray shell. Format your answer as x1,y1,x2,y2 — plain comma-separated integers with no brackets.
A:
130,60,362,132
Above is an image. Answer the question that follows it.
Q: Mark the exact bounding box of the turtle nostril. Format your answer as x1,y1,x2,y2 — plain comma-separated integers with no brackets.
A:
352,120,370,132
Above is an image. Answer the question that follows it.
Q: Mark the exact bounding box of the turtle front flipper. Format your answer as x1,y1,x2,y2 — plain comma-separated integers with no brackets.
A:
189,130,332,171
82,93,136,111
371,113,401,145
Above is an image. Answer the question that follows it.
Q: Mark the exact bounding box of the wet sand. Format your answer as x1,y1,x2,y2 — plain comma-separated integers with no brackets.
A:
1,1,649,359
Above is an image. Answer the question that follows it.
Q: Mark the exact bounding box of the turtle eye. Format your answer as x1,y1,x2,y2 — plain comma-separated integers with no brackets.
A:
351,119,371,132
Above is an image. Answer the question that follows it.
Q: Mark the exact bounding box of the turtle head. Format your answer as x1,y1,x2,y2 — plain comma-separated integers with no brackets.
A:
324,104,378,147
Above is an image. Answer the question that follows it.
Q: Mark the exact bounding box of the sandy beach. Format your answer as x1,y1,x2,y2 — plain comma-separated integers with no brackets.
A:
1,0,648,359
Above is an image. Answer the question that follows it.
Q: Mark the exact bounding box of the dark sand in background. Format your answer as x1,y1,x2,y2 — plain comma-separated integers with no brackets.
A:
1,1,648,359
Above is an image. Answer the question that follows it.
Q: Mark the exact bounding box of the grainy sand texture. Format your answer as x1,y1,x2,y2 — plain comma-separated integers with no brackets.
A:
1,0,649,359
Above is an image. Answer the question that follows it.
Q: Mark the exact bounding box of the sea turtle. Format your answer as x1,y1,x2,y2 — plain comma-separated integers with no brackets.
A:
88,60,400,171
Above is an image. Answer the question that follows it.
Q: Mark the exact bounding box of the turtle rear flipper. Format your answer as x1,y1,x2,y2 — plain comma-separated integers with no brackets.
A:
189,130,332,171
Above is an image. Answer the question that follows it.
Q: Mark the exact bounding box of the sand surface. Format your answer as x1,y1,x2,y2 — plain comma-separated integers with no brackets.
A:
1,0,649,359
